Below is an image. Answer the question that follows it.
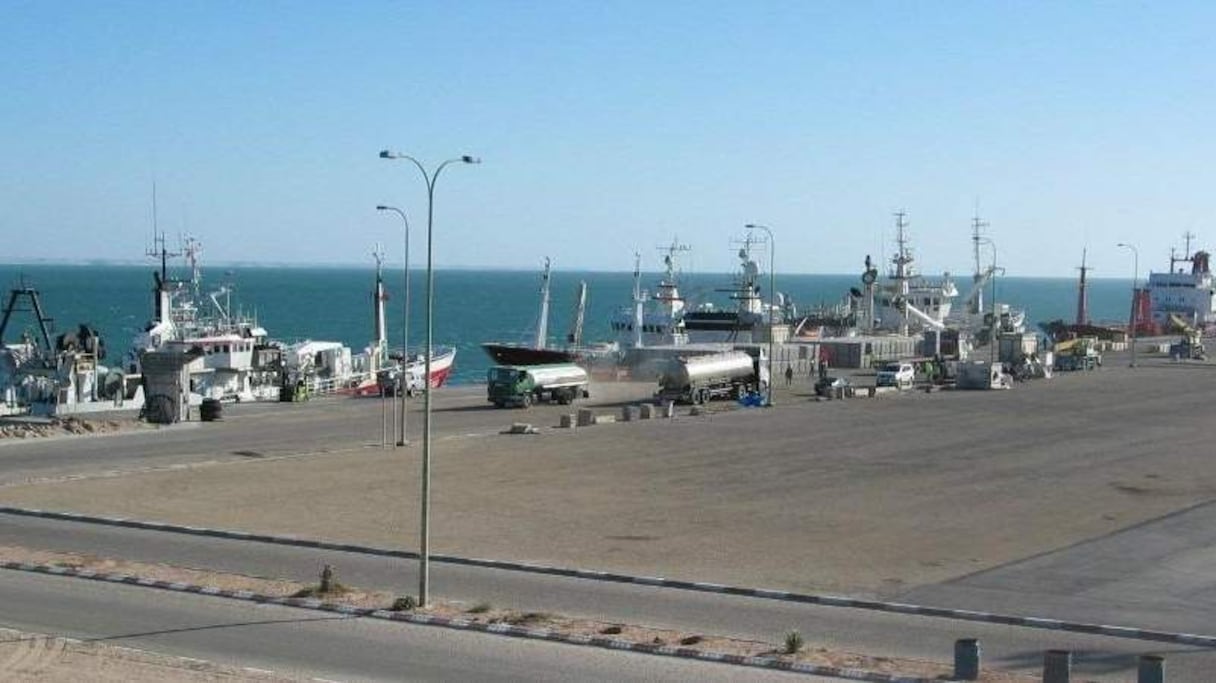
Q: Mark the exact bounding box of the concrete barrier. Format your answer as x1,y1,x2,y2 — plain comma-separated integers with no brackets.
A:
660,401,675,418
638,403,653,420
1043,650,1071,683
1138,655,1164,683
559,414,575,429
953,639,980,681
592,414,616,425
620,405,635,422
576,409,594,427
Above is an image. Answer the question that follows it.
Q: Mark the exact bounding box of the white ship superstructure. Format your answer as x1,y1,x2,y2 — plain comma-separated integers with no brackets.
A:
611,240,690,348
870,212,958,335
1146,232,1216,329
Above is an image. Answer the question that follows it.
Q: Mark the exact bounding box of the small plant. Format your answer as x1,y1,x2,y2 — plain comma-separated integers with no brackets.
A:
600,625,623,635
678,635,703,646
783,629,804,655
392,596,417,611
468,602,492,614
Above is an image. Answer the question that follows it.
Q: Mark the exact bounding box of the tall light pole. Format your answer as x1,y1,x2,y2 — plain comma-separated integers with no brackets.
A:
745,223,775,407
376,205,411,446
1117,242,1139,367
379,150,480,607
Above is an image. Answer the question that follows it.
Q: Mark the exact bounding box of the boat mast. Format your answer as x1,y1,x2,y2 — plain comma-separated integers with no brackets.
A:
970,212,988,315
632,252,644,348
1075,249,1091,325
567,281,587,347
145,185,181,328
372,244,387,362
892,211,913,336
535,257,551,350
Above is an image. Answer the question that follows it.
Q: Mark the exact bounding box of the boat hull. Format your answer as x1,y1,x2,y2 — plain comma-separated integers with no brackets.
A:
481,343,577,366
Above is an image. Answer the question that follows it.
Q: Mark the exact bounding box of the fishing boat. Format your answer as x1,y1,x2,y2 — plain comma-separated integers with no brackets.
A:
682,234,786,343
1,284,144,416
610,240,690,349
864,212,958,335
482,258,580,366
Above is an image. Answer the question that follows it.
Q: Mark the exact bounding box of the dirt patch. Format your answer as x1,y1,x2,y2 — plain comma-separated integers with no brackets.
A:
0,544,1041,682
0,417,143,441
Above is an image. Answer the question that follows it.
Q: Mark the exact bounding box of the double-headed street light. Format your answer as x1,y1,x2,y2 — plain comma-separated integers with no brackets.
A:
1117,242,1139,368
379,150,480,607
744,223,775,407
375,205,411,447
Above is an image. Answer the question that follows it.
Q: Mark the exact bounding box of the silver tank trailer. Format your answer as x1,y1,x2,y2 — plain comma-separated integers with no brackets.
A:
658,351,759,404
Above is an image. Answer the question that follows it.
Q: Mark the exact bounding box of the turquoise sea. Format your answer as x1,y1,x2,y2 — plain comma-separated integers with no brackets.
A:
0,264,1135,385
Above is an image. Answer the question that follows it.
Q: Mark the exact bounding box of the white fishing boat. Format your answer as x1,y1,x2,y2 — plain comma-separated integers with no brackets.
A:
610,240,690,348
127,235,281,403
865,212,958,335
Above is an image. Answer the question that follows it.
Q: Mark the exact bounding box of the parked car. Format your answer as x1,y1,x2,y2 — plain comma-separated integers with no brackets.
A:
814,375,853,398
875,362,915,389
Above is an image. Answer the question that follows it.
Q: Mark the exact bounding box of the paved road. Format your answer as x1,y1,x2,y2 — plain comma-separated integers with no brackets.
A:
0,570,822,683
1,514,1210,681
903,497,1216,633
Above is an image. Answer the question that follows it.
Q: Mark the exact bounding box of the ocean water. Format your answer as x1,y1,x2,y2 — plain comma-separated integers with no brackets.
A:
0,264,1135,385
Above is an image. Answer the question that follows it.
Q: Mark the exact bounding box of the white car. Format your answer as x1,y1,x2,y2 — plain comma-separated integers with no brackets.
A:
876,362,915,389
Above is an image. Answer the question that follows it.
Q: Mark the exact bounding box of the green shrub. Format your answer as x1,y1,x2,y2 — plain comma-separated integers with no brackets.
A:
783,629,804,655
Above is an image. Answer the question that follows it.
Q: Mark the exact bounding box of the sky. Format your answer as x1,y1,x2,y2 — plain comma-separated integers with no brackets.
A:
1,1,1212,278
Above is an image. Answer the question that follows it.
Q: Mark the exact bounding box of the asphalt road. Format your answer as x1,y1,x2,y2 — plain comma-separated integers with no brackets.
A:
1,514,1211,681
0,570,821,683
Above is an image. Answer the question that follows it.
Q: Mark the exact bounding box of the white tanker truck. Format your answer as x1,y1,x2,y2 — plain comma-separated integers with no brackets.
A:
486,363,590,408
656,350,768,405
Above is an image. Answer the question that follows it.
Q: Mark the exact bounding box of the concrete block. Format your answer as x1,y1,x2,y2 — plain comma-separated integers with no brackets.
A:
576,409,594,427
661,401,675,418
559,414,575,429
503,423,538,435
638,403,653,420
620,405,635,422
592,414,616,425
1138,655,1164,683
953,639,980,681
1043,650,1071,683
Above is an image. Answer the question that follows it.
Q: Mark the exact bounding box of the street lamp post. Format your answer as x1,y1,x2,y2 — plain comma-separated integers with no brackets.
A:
745,223,775,407
379,150,480,607
1117,242,1139,367
376,205,411,446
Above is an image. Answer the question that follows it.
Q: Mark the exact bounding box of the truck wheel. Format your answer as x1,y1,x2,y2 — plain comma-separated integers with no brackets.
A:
522,393,533,408
557,388,571,405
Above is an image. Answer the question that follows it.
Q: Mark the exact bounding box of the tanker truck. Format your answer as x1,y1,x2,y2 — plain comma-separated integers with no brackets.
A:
656,350,768,405
486,363,590,408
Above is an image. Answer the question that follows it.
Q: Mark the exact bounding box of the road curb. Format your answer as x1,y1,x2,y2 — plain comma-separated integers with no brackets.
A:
3,505,1214,649
0,560,933,683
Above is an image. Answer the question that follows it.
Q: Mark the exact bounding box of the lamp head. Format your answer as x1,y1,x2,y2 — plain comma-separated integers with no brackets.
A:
379,150,394,159
461,155,481,164
376,205,390,211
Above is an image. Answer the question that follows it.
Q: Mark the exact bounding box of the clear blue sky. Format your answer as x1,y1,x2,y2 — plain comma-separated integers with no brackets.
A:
1,1,1211,277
